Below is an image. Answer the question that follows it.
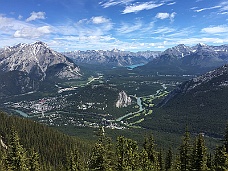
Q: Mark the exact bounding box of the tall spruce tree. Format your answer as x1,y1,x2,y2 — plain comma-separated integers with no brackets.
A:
66,150,83,171
179,129,192,171
165,148,173,171
28,149,40,171
206,153,213,170
143,134,158,164
139,149,154,171
3,128,28,171
213,145,228,171
116,136,139,171
224,123,228,153
191,133,208,171
158,149,164,171
89,127,113,171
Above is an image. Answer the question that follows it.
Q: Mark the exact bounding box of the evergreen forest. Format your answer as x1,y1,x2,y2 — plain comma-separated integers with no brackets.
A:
1,111,228,171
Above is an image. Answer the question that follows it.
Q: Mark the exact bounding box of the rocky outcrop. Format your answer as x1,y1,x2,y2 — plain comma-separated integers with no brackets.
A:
116,91,131,108
0,135,7,150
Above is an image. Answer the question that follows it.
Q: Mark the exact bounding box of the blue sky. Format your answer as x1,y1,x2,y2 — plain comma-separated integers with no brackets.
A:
0,0,228,51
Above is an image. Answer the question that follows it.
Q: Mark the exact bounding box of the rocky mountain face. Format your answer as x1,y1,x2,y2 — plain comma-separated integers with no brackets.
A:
116,91,132,108
63,49,161,66
0,42,81,96
0,41,81,80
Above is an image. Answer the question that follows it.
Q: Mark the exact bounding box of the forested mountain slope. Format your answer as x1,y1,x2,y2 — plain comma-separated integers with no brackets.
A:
0,111,90,170
141,64,228,137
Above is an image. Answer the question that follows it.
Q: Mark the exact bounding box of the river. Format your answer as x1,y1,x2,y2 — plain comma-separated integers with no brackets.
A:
116,96,144,121
13,109,29,117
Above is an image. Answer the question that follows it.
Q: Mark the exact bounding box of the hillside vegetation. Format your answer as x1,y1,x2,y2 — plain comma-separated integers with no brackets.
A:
1,111,228,170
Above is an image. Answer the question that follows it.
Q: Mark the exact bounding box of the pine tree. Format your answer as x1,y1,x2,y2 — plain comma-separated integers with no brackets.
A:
116,136,139,171
66,150,83,171
139,149,154,171
191,133,208,171
171,155,181,171
158,149,164,171
206,153,213,170
89,127,114,171
213,145,228,171
223,123,228,153
28,149,40,171
179,129,192,171
3,128,28,171
143,134,158,164
165,148,173,171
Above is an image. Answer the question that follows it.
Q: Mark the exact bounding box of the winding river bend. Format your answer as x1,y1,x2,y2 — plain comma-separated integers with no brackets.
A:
116,96,144,121
13,109,29,117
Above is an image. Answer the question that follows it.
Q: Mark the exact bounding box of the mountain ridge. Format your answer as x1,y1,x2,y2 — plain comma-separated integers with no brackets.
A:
142,64,228,137
0,41,81,96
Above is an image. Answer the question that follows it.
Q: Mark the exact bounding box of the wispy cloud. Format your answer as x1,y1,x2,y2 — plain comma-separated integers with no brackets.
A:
117,21,142,34
99,0,134,8
175,37,227,45
122,2,164,14
153,27,175,34
73,16,113,36
26,11,46,22
165,27,195,38
167,2,176,6
194,6,221,12
201,25,228,34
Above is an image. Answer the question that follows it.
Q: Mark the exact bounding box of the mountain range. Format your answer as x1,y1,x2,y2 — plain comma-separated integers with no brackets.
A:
63,43,228,69
0,41,228,96
63,49,161,66
139,43,228,75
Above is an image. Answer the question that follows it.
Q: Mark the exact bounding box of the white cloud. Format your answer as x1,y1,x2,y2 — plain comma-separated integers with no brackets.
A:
167,2,176,6
0,15,31,34
122,2,164,14
220,1,228,11
14,26,52,38
201,25,228,34
100,0,134,8
170,12,176,22
0,15,51,39
26,11,46,22
155,12,176,22
156,13,170,19
194,6,221,12
91,16,110,24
